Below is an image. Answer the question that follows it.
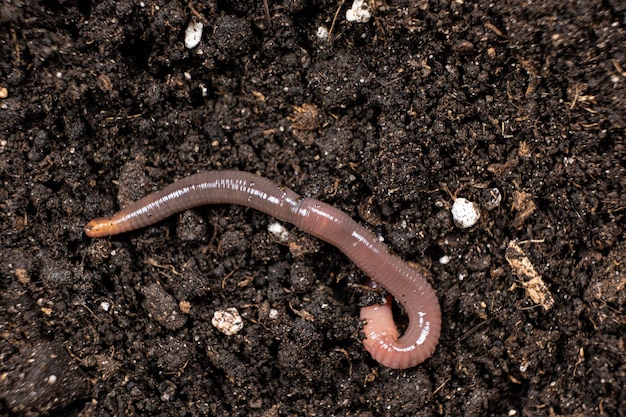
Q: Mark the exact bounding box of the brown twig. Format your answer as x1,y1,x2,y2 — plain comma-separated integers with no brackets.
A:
328,0,345,43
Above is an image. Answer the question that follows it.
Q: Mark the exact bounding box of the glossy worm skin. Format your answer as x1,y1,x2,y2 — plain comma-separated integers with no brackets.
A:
85,171,441,369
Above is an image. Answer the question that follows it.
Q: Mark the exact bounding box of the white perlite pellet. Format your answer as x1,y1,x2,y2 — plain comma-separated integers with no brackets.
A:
184,20,203,49
268,221,289,243
346,0,371,23
451,198,481,228
212,308,243,335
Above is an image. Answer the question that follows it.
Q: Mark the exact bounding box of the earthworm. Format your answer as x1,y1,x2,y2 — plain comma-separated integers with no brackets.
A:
85,171,441,369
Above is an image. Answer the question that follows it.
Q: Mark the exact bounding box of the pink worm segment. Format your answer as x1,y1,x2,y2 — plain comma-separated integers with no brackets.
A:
85,171,441,369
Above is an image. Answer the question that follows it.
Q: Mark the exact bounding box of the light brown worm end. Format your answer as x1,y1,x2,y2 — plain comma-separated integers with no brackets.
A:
84,217,116,237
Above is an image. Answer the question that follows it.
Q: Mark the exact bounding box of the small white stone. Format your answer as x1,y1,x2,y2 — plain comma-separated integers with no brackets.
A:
47,375,57,384
316,26,329,40
268,222,289,243
100,301,111,312
346,0,371,23
268,308,279,319
451,198,481,228
212,308,243,335
185,21,204,49
439,255,450,265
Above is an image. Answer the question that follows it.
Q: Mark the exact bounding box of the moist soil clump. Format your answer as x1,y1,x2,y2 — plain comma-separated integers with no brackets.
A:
1,1,625,416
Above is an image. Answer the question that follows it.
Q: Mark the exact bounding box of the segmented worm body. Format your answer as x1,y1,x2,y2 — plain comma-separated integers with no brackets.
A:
85,171,441,369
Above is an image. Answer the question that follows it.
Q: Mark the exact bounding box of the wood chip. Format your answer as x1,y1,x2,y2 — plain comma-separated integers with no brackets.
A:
506,241,554,310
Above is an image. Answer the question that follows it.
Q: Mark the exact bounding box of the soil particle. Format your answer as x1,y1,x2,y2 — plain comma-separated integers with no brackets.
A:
141,283,188,331
0,342,87,416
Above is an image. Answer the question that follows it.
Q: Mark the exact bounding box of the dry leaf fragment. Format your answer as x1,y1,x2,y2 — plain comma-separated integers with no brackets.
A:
289,103,320,131
289,301,315,322
511,190,536,229
506,241,554,310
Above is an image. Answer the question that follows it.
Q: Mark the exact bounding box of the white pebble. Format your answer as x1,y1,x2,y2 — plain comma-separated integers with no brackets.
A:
268,221,289,243
451,198,481,228
316,26,329,40
212,308,243,335
100,301,111,312
346,0,371,23
185,20,204,49
439,255,450,265
47,375,57,384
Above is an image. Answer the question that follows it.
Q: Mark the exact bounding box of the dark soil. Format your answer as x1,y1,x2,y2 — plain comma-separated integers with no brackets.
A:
1,1,625,416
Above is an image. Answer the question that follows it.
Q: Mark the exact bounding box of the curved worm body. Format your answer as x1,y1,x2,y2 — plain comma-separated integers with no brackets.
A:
85,171,441,369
